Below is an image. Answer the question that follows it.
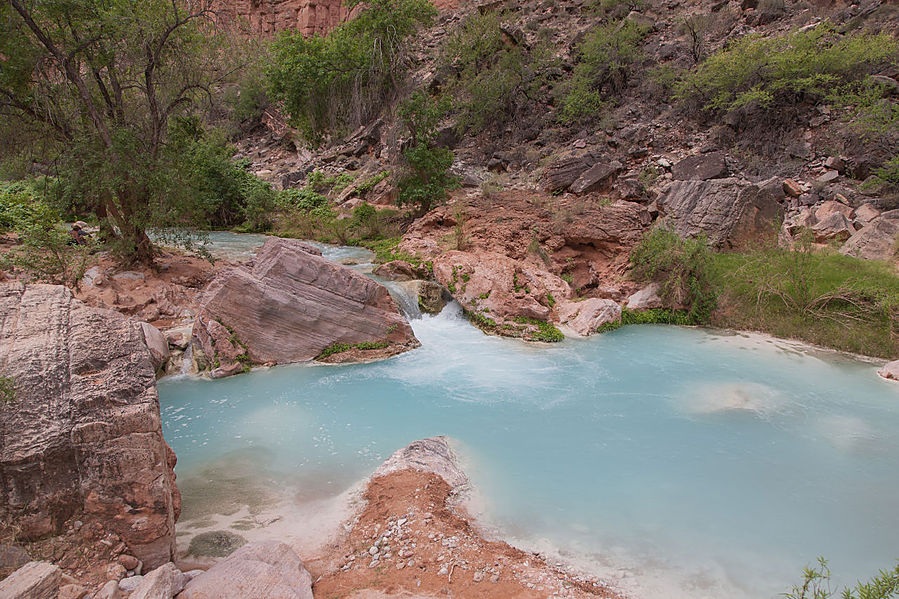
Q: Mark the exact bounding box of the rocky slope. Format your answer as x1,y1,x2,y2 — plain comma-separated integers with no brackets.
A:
231,0,898,341
192,237,419,377
0,283,180,570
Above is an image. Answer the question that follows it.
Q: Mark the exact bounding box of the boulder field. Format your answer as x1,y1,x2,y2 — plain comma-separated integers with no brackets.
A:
0,283,180,569
191,238,419,377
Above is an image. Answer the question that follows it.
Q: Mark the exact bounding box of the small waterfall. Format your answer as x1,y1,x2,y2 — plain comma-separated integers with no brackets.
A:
180,343,194,375
380,280,422,319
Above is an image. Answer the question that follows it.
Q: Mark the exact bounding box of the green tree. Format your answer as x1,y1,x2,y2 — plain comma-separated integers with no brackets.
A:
267,0,436,142
0,0,242,264
396,91,457,215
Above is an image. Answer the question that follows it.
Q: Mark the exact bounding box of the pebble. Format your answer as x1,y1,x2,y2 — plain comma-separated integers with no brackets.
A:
369,559,380,569
396,562,405,570
438,566,449,576
369,546,379,555
473,570,485,583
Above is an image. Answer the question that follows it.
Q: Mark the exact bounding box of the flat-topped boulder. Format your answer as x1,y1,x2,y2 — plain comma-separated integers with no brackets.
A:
0,284,179,569
192,238,418,376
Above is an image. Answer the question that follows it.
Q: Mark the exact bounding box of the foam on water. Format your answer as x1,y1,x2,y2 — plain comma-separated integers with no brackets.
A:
159,304,899,599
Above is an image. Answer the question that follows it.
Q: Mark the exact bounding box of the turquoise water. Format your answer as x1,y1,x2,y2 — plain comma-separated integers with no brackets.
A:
159,306,899,598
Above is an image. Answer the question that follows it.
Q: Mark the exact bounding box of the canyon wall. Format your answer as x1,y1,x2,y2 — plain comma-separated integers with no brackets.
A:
213,0,349,36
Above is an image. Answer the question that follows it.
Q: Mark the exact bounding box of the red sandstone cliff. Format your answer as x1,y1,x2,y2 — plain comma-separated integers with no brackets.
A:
213,0,350,36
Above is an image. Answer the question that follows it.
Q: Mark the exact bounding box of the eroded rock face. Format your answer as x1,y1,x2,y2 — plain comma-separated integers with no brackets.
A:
658,177,785,248
179,541,313,599
192,238,418,376
213,0,349,36
0,284,179,569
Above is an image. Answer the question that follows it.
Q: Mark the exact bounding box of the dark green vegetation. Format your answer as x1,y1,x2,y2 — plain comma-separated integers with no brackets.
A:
559,19,649,124
0,376,14,403
784,558,899,599
624,227,899,358
674,24,897,115
316,340,391,359
0,181,88,286
441,11,556,135
0,0,254,263
629,227,717,325
396,92,458,214
268,0,436,142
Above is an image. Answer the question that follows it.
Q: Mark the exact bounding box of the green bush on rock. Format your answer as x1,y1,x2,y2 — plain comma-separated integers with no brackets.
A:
629,227,717,324
267,0,436,142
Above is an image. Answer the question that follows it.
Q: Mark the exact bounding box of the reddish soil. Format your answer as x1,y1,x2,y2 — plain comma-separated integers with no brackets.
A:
72,250,223,330
308,469,620,599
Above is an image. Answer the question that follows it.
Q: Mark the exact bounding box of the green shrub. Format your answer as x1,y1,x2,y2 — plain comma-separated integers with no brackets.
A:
267,0,436,142
709,244,899,357
396,92,459,214
675,24,899,115
872,157,899,191
0,181,89,286
442,11,556,134
169,119,277,232
559,18,649,124
784,558,899,599
0,376,15,403
629,227,717,323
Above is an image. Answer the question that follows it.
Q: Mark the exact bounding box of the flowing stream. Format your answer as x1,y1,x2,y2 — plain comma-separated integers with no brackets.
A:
158,235,899,598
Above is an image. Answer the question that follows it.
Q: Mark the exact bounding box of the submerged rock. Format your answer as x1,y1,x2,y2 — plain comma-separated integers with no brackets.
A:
0,284,179,568
374,436,468,491
179,541,313,599
187,530,248,558
192,238,418,376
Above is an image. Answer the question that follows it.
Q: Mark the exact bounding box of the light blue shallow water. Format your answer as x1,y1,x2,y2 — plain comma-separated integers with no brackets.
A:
159,305,899,599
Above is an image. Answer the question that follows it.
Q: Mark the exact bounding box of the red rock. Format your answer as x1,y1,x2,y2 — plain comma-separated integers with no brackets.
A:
0,284,179,569
212,0,350,36
192,238,417,376
782,179,803,198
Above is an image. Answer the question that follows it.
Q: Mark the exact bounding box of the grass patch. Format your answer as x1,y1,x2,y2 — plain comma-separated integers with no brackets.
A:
708,248,899,358
514,317,565,342
0,376,14,403
316,340,390,359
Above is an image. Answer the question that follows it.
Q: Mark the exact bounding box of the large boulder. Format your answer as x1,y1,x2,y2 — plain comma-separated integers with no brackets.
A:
373,437,468,491
569,160,624,194
179,541,313,599
671,151,727,181
0,561,60,599
541,156,591,193
557,298,622,336
840,216,899,261
192,238,418,376
0,284,179,568
657,177,785,248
